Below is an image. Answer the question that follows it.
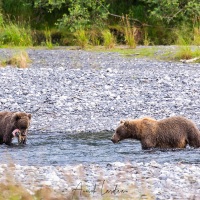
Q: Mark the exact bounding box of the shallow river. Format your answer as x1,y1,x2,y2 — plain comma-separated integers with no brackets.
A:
1,131,200,166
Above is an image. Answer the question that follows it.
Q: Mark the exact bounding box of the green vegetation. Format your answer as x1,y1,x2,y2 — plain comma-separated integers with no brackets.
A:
122,15,137,48
0,0,199,61
102,29,115,49
74,29,89,49
0,22,32,46
175,46,200,61
56,0,109,32
193,27,200,45
90,46,200,62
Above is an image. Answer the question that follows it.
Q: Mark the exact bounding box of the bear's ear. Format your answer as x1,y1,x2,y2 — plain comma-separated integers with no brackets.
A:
120,120,125,124
124,120,130,127
28,114,31,120
13,112,21,121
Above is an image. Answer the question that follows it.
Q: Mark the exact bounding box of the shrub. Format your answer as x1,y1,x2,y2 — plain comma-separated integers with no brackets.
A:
55,0,108,32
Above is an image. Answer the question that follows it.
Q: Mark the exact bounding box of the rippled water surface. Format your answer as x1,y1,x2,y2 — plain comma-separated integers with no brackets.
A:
0,131,200,166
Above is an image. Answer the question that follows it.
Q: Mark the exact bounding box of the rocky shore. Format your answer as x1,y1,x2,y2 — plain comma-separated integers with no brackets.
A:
0,161,200,199
0,47,199,133
0,47,200,199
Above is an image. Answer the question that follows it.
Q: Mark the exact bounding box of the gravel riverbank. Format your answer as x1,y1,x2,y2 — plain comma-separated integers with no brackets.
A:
0,47,200,199
0,48,200,133
0,161,200,200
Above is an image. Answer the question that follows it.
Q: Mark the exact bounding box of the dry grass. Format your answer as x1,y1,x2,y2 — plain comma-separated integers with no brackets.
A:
6,51,31,68
89,28,101,46
34,187,66,200
122,15,137,48
0,183,66,200
0,183,33,200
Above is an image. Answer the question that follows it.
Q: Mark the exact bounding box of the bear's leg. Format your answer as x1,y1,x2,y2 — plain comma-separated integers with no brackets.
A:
141,137,156,150
3,134,12,145
140,122,156,149
188,137,200,148
187,127,200,148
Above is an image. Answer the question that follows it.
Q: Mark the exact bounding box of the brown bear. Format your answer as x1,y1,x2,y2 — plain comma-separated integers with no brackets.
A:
111,116,200,149
0,111,31,145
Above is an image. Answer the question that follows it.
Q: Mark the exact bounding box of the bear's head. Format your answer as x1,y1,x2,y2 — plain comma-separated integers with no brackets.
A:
111,120,137,143
12,112,31,144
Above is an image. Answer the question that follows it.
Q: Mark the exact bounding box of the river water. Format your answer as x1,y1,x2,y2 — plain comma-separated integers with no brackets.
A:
1,131,200,166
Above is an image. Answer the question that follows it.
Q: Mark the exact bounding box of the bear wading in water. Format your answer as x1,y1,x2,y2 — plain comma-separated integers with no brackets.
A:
111,116,200,149
0,111,31,145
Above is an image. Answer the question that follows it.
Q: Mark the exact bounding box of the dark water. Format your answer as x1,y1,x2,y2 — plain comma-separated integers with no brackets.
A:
0,131,200,166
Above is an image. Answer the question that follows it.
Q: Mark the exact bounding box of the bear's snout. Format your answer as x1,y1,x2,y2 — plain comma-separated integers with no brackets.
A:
21,132,27,136
111,138,115,143
111,134,120,143
18,135,27,144
16,130,27,144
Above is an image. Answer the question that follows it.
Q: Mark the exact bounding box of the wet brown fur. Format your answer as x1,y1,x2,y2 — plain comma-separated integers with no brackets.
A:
111,116,200,149
0,111,31,145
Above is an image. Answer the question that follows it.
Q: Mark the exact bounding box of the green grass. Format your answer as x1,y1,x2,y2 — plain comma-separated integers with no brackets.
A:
102,29,116,49
89,46,163,58
173,25,200,61
193,27,200,45
175,46,200,61
0,22,33,46
88,45,200,63
74,29,89,49
44,29,53,49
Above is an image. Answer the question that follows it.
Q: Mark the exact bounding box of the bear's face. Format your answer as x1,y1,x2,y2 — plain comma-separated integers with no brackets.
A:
111,120,134,143
12,112,31,144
